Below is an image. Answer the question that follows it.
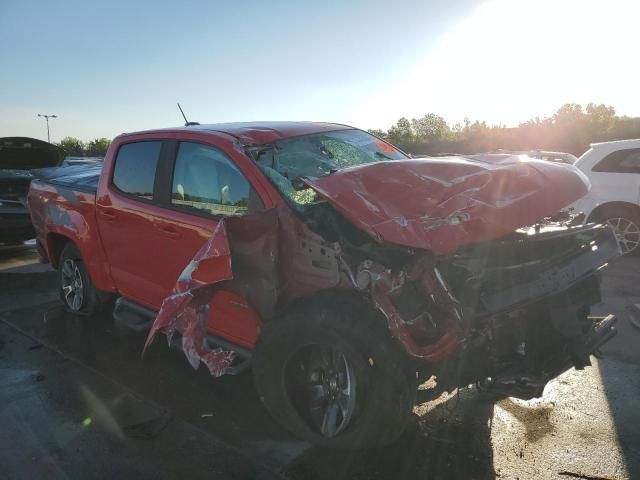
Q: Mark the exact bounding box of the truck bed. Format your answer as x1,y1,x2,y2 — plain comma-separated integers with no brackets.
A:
27,164,106,279
31,164,102,193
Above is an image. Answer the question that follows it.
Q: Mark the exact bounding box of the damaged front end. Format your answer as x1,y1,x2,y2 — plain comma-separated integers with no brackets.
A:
145,139,618,403
349,222,620,400
289,153,619,400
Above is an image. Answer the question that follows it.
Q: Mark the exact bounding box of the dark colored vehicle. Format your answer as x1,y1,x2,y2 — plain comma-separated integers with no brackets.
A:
479,150,579,164
0,137,65,244
27,122,619,448
62,156,104,167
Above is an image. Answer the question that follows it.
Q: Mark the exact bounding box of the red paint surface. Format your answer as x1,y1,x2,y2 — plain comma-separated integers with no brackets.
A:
304,157,590,255
207,290,262,348
374,140,398,154
30,129,280,349
143,221,237,376
26,182,116,292
140,122,353,146
94,129,283,310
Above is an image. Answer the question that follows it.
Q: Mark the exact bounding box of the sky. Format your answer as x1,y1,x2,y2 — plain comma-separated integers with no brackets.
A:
1,0,639,142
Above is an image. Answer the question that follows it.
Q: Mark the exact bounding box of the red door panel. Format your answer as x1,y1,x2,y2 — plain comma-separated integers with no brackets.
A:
98,133,275,348
97,193,207,308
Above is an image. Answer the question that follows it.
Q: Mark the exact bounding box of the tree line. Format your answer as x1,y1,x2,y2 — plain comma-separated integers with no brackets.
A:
55,103,640,159
369,103,640,157
58,137,111,157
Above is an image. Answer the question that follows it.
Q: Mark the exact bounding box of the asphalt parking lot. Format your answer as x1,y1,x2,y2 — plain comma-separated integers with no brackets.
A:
1,243,640,480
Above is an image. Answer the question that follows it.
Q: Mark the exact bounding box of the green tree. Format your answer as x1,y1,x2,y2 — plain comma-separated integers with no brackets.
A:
85,137,111,157
585,103,616,142
58,137,85,156
367,128,387,139
373,102,640,157
553,103,585,125
410,113,450,141
387,117,414,149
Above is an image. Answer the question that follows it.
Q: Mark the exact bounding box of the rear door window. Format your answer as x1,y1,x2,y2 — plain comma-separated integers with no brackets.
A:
112,141,162,199
171,142,263,216
592,148,640,173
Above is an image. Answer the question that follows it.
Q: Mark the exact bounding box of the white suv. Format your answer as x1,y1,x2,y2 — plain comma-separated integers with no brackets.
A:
571,139,640,254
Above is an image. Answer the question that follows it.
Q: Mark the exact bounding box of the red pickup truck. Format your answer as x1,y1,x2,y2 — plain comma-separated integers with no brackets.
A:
27,122,619,448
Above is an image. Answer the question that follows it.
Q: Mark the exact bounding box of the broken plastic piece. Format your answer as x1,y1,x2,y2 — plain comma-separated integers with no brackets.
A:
143,221,237,377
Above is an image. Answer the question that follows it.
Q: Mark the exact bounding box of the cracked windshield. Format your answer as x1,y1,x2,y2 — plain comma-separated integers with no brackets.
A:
256,129,406,205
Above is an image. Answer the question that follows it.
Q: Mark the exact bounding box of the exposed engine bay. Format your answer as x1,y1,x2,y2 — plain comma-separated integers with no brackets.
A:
304,203,619,399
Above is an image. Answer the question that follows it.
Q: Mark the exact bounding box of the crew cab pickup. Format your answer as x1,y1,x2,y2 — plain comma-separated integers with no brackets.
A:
27,122,619,448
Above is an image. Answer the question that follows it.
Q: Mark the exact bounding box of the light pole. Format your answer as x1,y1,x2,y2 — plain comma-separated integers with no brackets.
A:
37,113,57,143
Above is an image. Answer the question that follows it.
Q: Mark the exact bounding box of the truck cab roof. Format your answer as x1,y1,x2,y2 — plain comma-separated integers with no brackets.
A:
119,121,354,146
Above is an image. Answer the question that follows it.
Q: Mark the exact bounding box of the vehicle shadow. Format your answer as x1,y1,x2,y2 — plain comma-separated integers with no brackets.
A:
23,281,639,480
5,295,498,479
596,359,640,479
284,389,497,480
588,256,640,479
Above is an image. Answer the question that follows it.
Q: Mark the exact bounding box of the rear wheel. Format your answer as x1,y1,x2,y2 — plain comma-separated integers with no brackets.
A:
591,206,640,255
252,295,416,448
59,243,111,315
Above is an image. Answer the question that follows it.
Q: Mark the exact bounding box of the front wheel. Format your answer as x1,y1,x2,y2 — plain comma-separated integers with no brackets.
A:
252,295,416,448
592,206,640,255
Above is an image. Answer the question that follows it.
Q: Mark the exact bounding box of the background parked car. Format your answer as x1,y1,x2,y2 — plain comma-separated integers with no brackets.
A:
62,156,103,167
569,139,640,255
0,137,65,245
490,149,578,164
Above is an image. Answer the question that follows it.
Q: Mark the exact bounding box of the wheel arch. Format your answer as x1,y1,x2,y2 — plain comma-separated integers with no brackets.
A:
45,232,72,269
273,288,388,331
268,287,417,371
45,232,116,293
587,201,640,223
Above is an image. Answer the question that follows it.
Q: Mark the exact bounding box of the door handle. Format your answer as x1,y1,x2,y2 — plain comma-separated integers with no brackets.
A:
158,226,181,239
100,210,117,222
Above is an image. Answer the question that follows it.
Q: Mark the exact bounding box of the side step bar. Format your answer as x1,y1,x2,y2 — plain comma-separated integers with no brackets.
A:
169,333,253,375
112,296,252,375
113,297,155,331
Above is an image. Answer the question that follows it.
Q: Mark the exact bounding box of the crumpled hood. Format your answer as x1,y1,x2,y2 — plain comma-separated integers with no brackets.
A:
303,156,590,256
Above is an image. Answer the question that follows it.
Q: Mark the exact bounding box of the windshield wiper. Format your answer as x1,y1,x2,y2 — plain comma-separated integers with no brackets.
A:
374,151,394,160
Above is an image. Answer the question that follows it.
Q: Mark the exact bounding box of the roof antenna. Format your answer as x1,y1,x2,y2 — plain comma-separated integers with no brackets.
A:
177,103,200,127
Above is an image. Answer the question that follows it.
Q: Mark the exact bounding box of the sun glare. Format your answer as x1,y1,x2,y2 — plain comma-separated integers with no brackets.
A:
363,0,640,128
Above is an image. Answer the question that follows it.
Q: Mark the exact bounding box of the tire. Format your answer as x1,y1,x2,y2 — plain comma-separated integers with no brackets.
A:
591,205,640,255
59,242,110,316
252,293,416,448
